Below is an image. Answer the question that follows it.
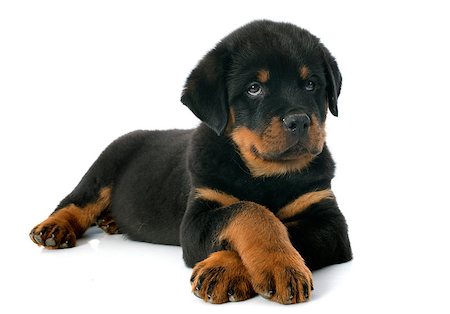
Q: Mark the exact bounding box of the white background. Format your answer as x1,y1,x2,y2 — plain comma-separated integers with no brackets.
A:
1,1,449,313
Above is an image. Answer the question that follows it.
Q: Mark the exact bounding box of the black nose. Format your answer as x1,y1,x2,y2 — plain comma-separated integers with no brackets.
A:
283,114,311,135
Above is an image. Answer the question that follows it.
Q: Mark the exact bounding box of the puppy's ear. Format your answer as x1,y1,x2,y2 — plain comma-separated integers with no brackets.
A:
322,47,342,117
181,46,230,135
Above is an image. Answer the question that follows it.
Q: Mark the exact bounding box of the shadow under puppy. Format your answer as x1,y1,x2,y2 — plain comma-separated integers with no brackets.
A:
30,20,352,304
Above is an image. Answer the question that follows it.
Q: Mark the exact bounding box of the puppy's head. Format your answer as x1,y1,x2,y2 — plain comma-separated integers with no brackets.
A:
181,20,342,176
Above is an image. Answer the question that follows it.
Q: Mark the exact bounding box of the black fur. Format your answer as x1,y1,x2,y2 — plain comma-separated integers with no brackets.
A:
34,20,352,273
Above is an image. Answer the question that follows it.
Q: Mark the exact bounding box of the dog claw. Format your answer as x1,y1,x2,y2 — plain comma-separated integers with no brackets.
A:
228,289,238,302
193,275,205,299
44,234,56,247
33,233,43,244
261,290,274,299
303,282,310,300
288,283,294,301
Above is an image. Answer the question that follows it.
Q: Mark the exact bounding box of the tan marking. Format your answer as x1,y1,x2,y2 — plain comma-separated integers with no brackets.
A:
219,202,289,256
195,187,240,207
261,117,290,152
230,114,327,177
54,187,112,234
277,189,335,220
219,202,313,304
231,124,314,177
191,250,255,303
232,117,288,153
30,187,112,248
226,106,236,134
256,69,270,83
308,114,326,155
299,66,310,80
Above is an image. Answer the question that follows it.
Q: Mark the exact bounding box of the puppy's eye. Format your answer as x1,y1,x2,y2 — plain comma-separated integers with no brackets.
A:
305,80,315,91
247,82,263,97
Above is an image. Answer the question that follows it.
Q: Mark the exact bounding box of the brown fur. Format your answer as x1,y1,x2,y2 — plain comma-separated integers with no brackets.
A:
261,117,291,153
299,65,310,80
226,106,236,134
191,250,255,303
96,209,121,234
218,202,313,304
277,189,334,220
256,69,270,83
308,114,326,155
195,188,240,207
30,187,112,248
230,123,315,177
230,114,327,177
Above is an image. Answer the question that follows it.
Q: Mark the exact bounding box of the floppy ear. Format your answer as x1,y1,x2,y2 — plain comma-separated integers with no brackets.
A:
181,46,230,135
322,47,342,117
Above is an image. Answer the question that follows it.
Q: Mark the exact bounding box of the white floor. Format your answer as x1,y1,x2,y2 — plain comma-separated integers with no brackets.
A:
5,216,448,313
1,1,450,313
12,227,356,313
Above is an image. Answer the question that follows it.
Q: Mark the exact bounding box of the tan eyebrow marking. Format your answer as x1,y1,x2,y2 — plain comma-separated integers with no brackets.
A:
256,69,270,83
299,66,310,80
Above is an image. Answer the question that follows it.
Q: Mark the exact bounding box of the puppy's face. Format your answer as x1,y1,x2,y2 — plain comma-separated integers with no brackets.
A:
229,61,328,163
182,20,341,176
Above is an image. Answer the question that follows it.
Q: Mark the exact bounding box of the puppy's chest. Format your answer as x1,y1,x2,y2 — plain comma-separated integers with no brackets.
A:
231,177,303,213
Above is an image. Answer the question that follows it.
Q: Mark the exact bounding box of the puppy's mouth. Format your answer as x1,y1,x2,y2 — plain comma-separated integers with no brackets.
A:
249,114,325,162
251,141,321,162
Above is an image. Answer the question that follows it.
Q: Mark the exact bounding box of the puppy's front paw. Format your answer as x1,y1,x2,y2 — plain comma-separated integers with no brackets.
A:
190,251,255,304
250,252,313,304
29,218,76,249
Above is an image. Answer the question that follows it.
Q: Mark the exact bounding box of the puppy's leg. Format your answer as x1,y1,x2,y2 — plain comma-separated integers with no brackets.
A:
182,189,312,304
182,190,255,303
278,195,352,270
29,131,148,248
218,202,313,304
30,187,112,249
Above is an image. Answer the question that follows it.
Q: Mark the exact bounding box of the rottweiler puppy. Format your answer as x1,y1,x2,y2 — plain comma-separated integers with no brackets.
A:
30,20,352,304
